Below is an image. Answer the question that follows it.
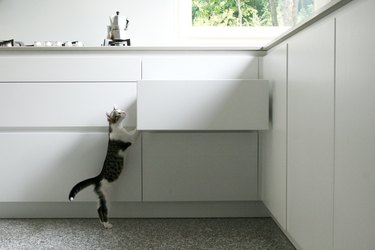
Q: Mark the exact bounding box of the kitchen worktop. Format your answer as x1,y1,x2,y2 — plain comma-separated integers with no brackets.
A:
0,46,263,51
0,46,266,57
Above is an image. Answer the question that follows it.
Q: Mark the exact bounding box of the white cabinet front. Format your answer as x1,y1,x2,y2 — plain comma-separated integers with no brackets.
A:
335,0,375,249
0,56,141,82
142,132,258,201
0,83,136,127
137,80,269,130
260,44,288,230
287,18,335,250
142,55,259,80
0,133,142,202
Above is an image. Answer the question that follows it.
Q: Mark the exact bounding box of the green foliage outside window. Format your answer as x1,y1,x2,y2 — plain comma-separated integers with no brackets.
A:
192,0,316,27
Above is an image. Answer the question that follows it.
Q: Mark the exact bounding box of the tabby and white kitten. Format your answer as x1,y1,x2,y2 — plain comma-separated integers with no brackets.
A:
69,107,138,228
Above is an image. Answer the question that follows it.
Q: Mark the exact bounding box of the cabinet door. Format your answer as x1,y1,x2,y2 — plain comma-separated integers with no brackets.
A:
335,0,375,249
137,80,269,130
0,83,136,127
0,133,141,202
142,132,258,201
287,18,335,250
260,44,288,230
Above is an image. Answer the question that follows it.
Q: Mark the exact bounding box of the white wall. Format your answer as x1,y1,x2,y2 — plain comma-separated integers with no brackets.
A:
0,0,176,46
0,0,271,47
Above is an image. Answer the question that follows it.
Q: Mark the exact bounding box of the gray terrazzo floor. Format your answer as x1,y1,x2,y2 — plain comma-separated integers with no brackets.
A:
0,218,295,250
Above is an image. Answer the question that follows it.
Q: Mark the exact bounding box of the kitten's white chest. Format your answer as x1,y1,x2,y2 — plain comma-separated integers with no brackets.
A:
110,124,132,142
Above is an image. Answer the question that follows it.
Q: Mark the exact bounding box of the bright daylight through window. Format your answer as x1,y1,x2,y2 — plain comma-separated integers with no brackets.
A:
178,0,332,47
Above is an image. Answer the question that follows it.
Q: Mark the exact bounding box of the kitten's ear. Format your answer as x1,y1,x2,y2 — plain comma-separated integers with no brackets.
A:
106,112,111,121
113,105,117,110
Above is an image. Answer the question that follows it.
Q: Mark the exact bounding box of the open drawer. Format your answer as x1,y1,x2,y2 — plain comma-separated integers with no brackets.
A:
137,80,269,130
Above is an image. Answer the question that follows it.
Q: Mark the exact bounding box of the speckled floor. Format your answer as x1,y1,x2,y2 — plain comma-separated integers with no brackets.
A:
0,218,295,250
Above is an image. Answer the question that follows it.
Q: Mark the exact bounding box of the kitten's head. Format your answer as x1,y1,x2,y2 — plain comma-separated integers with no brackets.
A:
106,106,126,124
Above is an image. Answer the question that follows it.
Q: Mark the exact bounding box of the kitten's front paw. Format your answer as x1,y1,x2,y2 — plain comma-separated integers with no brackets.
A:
102,222,113,229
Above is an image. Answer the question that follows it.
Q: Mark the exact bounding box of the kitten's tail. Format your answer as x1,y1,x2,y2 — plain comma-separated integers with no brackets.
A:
69,176,100,201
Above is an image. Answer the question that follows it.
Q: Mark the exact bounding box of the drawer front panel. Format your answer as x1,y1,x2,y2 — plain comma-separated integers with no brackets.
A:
0,133,141,202
0,56,141,82
137,80,269,130
142,55,259,80
142,132,258,201
0,83,136,127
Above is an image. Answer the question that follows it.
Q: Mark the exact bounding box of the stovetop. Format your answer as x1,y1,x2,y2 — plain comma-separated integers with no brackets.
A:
0,39,86,47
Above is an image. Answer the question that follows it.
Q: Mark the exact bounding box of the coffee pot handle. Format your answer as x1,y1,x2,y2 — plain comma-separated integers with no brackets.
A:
125,19,129,30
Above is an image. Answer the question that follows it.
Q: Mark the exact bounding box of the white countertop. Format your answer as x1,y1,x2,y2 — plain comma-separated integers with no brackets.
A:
0,46,263,51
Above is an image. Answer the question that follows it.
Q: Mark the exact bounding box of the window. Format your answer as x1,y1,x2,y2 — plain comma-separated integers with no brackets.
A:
177,0,332,47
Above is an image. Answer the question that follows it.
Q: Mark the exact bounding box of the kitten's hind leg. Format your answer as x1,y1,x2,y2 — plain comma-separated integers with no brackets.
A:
94,183,112,229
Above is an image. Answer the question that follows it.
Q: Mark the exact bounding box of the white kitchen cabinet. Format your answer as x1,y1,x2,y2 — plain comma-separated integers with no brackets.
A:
0,83,137,127
142,55,259,80
0,50,263,218
0,56,141,82
260,44,288,230
287,18,335,250
137,80,268,130
0,133,142,202
139,54,262,203
334,0,375,249
142,132,258,201
0,53,142,204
